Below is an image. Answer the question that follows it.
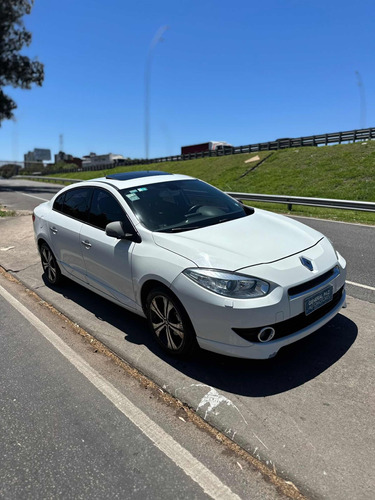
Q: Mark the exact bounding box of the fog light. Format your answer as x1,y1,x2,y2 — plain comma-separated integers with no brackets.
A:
258,327,275,342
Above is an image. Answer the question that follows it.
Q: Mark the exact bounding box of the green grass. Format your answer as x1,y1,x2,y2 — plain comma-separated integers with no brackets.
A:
0,207,16,217
46,141,375,225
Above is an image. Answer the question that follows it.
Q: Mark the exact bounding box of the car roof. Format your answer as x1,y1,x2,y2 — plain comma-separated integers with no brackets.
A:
106,170,170,181
86,171,194,190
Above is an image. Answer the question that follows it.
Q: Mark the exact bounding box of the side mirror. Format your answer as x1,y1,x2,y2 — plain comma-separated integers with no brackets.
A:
105,221,141,242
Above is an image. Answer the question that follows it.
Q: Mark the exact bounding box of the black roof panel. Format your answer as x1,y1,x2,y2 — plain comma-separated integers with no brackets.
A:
106,171,171,181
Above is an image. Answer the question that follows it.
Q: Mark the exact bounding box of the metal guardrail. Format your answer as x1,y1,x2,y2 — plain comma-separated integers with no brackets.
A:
15,176,375,213
15,175,82,184
228,192,375,213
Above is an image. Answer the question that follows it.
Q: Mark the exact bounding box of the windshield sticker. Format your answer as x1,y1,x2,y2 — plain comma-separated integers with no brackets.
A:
130,189,138,193
138,187,147,192
126,193,140,201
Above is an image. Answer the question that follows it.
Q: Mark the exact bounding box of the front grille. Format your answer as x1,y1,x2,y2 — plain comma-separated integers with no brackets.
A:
288,267,337,297
233,286,344,343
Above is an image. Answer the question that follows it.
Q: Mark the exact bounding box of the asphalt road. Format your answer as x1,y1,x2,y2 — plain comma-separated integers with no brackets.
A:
0,273,282,500
0,178,63,211
0,290,205,499
1,177,374,499
292,216,375,302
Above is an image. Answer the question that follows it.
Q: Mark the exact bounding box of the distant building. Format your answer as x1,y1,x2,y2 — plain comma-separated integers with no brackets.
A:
54,151,82,168
24,148,51,169
82,153,125,170
24,151,42,170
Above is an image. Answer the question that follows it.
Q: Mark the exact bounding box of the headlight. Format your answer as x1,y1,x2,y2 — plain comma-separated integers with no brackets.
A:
183,268,270,299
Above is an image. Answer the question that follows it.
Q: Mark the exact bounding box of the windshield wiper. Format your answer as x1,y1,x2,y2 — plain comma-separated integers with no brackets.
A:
161,226,200,233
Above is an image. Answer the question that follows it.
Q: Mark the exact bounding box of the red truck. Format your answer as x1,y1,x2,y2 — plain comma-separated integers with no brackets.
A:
181,141,233,155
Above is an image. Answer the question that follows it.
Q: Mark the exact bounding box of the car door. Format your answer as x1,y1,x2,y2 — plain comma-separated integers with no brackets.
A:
79,187,138,309
48,187,93,283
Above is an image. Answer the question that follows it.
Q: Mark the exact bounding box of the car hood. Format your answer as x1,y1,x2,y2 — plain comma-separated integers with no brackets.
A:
152,209,323,271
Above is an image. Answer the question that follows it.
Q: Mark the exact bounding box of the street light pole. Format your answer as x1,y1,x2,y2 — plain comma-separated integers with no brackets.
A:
355,71,367,129
144,25,169,160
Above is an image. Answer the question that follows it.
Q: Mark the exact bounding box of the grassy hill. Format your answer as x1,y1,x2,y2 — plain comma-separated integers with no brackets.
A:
50,141,375,224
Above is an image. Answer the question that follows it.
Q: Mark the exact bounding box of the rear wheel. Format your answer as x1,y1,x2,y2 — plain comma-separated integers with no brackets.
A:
40,243,63,285
146,287,197,357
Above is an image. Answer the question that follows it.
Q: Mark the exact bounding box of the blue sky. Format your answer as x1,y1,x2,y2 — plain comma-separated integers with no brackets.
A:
1,0,374,162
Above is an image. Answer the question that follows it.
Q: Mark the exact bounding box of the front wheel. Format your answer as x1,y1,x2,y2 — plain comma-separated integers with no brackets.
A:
146,287,197,357
40,243,63,285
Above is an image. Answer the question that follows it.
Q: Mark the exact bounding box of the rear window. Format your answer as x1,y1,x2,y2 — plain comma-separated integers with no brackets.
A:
53,193,65,213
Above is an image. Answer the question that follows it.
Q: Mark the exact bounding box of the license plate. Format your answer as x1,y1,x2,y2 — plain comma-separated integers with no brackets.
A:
304,286,333,316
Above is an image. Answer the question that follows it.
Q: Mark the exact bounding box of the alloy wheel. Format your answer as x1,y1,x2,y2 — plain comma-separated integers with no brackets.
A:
41,245,58,284
149,295,185,351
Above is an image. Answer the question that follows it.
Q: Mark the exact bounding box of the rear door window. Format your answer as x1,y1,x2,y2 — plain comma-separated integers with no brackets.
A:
62,187,92,222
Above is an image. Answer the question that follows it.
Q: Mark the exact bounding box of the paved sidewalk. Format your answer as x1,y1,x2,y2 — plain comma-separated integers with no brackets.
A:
1,214,374,499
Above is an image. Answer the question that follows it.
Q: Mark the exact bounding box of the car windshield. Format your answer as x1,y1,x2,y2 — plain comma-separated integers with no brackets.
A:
120,179,250,232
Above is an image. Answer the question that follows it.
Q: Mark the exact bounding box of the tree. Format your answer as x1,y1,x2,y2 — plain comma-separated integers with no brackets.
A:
0,163,19,178
0,0,44,124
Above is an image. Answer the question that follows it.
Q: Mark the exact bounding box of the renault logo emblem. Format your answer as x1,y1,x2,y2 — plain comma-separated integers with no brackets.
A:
300,257,314,271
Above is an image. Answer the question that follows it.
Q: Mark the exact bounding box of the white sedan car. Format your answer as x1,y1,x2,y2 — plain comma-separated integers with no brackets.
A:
33,171,346,359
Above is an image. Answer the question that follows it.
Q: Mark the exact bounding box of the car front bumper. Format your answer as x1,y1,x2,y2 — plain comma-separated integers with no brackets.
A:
170,248,347,359
195,289,346,359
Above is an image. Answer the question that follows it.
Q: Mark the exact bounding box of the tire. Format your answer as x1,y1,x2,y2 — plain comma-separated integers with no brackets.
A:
146,287,197,357
40,243,63,285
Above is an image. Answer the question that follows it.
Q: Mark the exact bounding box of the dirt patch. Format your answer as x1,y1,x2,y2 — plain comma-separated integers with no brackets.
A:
0,206,31,217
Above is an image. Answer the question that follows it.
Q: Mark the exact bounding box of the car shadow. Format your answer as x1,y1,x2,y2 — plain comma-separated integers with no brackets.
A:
177,313,358,397
44,276,358,397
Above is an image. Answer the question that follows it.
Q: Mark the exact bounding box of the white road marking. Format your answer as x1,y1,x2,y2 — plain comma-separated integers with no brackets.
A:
290,214,375,228
0,284,240,500
19,193,50,202
346,280,375,292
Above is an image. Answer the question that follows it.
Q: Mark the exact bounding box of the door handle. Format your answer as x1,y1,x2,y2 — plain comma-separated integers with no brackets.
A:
81,240,92,248
50,226,58,234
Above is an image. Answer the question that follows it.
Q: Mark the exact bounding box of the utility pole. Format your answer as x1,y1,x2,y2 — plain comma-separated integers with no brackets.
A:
59,134,64,153
144,26,169,160
355,71,367,129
